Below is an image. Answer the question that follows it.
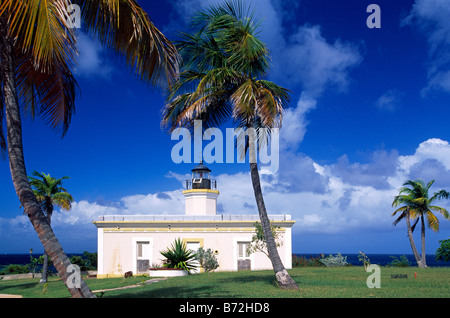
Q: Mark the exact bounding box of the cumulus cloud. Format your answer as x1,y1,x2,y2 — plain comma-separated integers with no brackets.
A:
276,25,362,97
261,138,450,235
51,190,185,228
329,150,399,190
396,138,450,173
2,139,450,252
280,93,317,151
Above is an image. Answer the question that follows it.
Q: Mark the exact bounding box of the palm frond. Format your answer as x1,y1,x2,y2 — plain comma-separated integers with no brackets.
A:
79,0,180,87
0,92,6,158
0,0,78,136
391,205,407,216
425,211,439,232
52,192,73,210
392,209,407,226
430,189,450,204
2,0,78,72
410,217,419,233
15,49,78,136
429,205,450,220
176,32,226,72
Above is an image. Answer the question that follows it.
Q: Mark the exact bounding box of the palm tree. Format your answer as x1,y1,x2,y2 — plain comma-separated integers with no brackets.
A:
392,179,450,268
162,0,298,290
28,171,73,283
0,0,179,297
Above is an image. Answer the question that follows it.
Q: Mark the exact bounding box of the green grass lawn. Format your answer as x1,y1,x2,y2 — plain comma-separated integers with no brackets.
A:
1,267,449,298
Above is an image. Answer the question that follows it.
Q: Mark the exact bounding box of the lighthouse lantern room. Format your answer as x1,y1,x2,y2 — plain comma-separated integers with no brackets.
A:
183,162,219,216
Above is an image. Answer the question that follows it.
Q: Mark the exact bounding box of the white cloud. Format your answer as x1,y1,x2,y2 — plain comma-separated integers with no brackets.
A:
403,0,450,95
52,200,121,226
120,191,185,215
74,32,113,79
277,25,362,97
375,89,403,112
51,190,185,228
280,93,316,151
21,117,446,245
397,138,450,172
2,139,450,253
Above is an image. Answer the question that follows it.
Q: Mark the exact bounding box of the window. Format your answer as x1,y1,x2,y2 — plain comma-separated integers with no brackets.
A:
186,241,201,253
137,241,150,259
238,242,250,259
184,240,202,273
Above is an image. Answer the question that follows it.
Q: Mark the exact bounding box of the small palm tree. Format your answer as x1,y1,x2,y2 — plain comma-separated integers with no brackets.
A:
392,179,450,267
0,0,179,297
162,1,298,289
29,171,73,283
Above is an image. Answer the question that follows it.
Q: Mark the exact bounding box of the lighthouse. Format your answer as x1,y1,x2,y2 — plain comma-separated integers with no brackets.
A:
94,162,295,277
183,162,219,216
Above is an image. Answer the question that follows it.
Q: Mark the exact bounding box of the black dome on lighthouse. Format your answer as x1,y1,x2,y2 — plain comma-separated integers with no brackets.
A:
187,162,216,190
191,162,211,173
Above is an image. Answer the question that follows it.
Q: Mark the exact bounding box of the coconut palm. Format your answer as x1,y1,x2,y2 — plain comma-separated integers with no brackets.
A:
162,1,298,290
28,171,73,283
392,179,450,268
0,0,179,297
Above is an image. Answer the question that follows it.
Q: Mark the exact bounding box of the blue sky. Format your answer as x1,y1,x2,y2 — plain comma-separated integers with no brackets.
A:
1,0,450,257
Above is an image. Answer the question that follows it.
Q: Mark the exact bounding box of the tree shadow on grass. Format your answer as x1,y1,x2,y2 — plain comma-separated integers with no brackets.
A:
0,281,39,292
99,272,302,298
102,284,233,298
216,273,276,284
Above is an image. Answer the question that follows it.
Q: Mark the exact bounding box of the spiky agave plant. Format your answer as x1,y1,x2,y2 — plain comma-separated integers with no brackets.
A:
160,238,197,271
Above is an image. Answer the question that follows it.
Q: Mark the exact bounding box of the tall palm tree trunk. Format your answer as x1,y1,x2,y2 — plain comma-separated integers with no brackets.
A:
405,208,424,268
40,252,50,283
248,130,298,290
40,204,53,283
1,19,95,298
420,216,427,267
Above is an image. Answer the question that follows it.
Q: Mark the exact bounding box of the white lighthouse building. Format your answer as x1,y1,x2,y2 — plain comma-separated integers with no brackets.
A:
94,163,295,278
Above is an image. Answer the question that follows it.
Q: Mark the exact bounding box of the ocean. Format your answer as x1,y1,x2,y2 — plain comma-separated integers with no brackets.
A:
1,253,449,269
294,253,450,267
0,253,85,272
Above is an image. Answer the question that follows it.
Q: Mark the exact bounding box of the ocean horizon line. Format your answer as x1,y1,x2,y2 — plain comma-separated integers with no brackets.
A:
1,252,449,267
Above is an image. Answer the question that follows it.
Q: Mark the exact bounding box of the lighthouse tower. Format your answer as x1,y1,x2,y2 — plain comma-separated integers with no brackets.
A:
183,162,219,216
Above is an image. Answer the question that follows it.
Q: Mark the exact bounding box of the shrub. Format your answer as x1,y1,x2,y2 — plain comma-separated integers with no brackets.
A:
319,253,349,267
160,238,197,271
292,255,324,267
82,251,98,269
69,252,97,271
358,251,371,270
195,248,219,272
0,264,29,275
387,255,410,267
435,238,450,262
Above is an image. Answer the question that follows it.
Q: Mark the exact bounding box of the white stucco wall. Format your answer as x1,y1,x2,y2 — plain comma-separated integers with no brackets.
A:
95,221,293,278
183,190,219,216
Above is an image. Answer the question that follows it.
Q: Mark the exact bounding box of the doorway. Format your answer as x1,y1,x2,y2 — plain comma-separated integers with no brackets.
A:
237,241,251,270
136,241,150,274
